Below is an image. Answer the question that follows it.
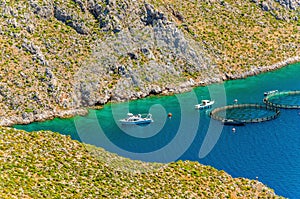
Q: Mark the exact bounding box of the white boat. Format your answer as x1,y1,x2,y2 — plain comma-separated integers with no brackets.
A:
264,90,278,96
119,113,153,125
195,100,215,109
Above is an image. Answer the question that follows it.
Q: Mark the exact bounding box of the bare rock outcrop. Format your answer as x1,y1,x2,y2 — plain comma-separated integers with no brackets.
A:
253,0,300,20
53,6,89,34
0,0,299,125
72,2,215,105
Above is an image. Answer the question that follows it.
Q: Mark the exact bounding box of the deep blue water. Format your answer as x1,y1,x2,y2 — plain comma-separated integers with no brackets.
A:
14,63,300,198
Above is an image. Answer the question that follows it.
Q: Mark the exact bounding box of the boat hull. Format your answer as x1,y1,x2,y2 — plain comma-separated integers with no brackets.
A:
195,105,213,109
195,100,215,110
119,113,153,125
119,119,153,125
222,119,245,126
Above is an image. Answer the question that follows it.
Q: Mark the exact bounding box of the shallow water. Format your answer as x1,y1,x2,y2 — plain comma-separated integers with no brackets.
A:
14,63,300,198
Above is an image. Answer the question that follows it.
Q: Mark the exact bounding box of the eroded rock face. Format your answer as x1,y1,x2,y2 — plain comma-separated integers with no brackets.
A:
22,39,47,65
251,0,300,20
275,0,300,10
87,0,124,32
72,1,214,105
53,6,89,34
29,1,53,19
251,0,300,10
142,3,167,25
0,0,299,125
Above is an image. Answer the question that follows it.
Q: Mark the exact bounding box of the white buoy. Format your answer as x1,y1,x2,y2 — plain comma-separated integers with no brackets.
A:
232,128,236,133
234,99,238,104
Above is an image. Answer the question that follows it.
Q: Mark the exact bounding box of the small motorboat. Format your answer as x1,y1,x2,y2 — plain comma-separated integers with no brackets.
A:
119,113,153,125
222,119,245,126
195,100,215,110
264,90,278,96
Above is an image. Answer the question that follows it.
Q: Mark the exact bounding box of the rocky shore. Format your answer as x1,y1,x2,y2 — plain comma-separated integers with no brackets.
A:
1,56,299,127
0,108,88,127
0,2,298,197
0,0,299,127
224,56,300,80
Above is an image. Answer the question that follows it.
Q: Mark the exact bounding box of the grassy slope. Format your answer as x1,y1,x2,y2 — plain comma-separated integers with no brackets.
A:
0,127,284,198
0,1,297,197
0,0,100,116
0,0,299,120
150,0,299,74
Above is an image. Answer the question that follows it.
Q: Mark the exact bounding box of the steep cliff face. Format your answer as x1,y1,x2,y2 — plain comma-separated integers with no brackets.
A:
73,1,217,106
0,0,299,125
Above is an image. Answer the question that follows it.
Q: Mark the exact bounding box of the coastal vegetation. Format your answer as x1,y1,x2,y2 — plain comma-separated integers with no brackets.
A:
0,127,284,198
150,0,299,73
0,0,299,197
0,0,299,125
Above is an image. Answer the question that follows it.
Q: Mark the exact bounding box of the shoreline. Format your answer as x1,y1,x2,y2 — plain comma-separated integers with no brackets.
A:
1,56,299,127
0,108,88,127
224,56,300,80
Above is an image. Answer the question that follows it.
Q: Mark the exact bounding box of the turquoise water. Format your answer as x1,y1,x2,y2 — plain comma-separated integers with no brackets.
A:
268,93,300,106
215,107,277,120
14,63,300,198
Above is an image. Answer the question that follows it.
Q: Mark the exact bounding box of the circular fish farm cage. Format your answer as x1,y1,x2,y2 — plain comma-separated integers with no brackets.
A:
210,104,280,124
263,91,300,109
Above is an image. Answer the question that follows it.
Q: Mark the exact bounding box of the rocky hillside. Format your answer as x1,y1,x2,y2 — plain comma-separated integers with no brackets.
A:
0,127,284,198
0,0,299,125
